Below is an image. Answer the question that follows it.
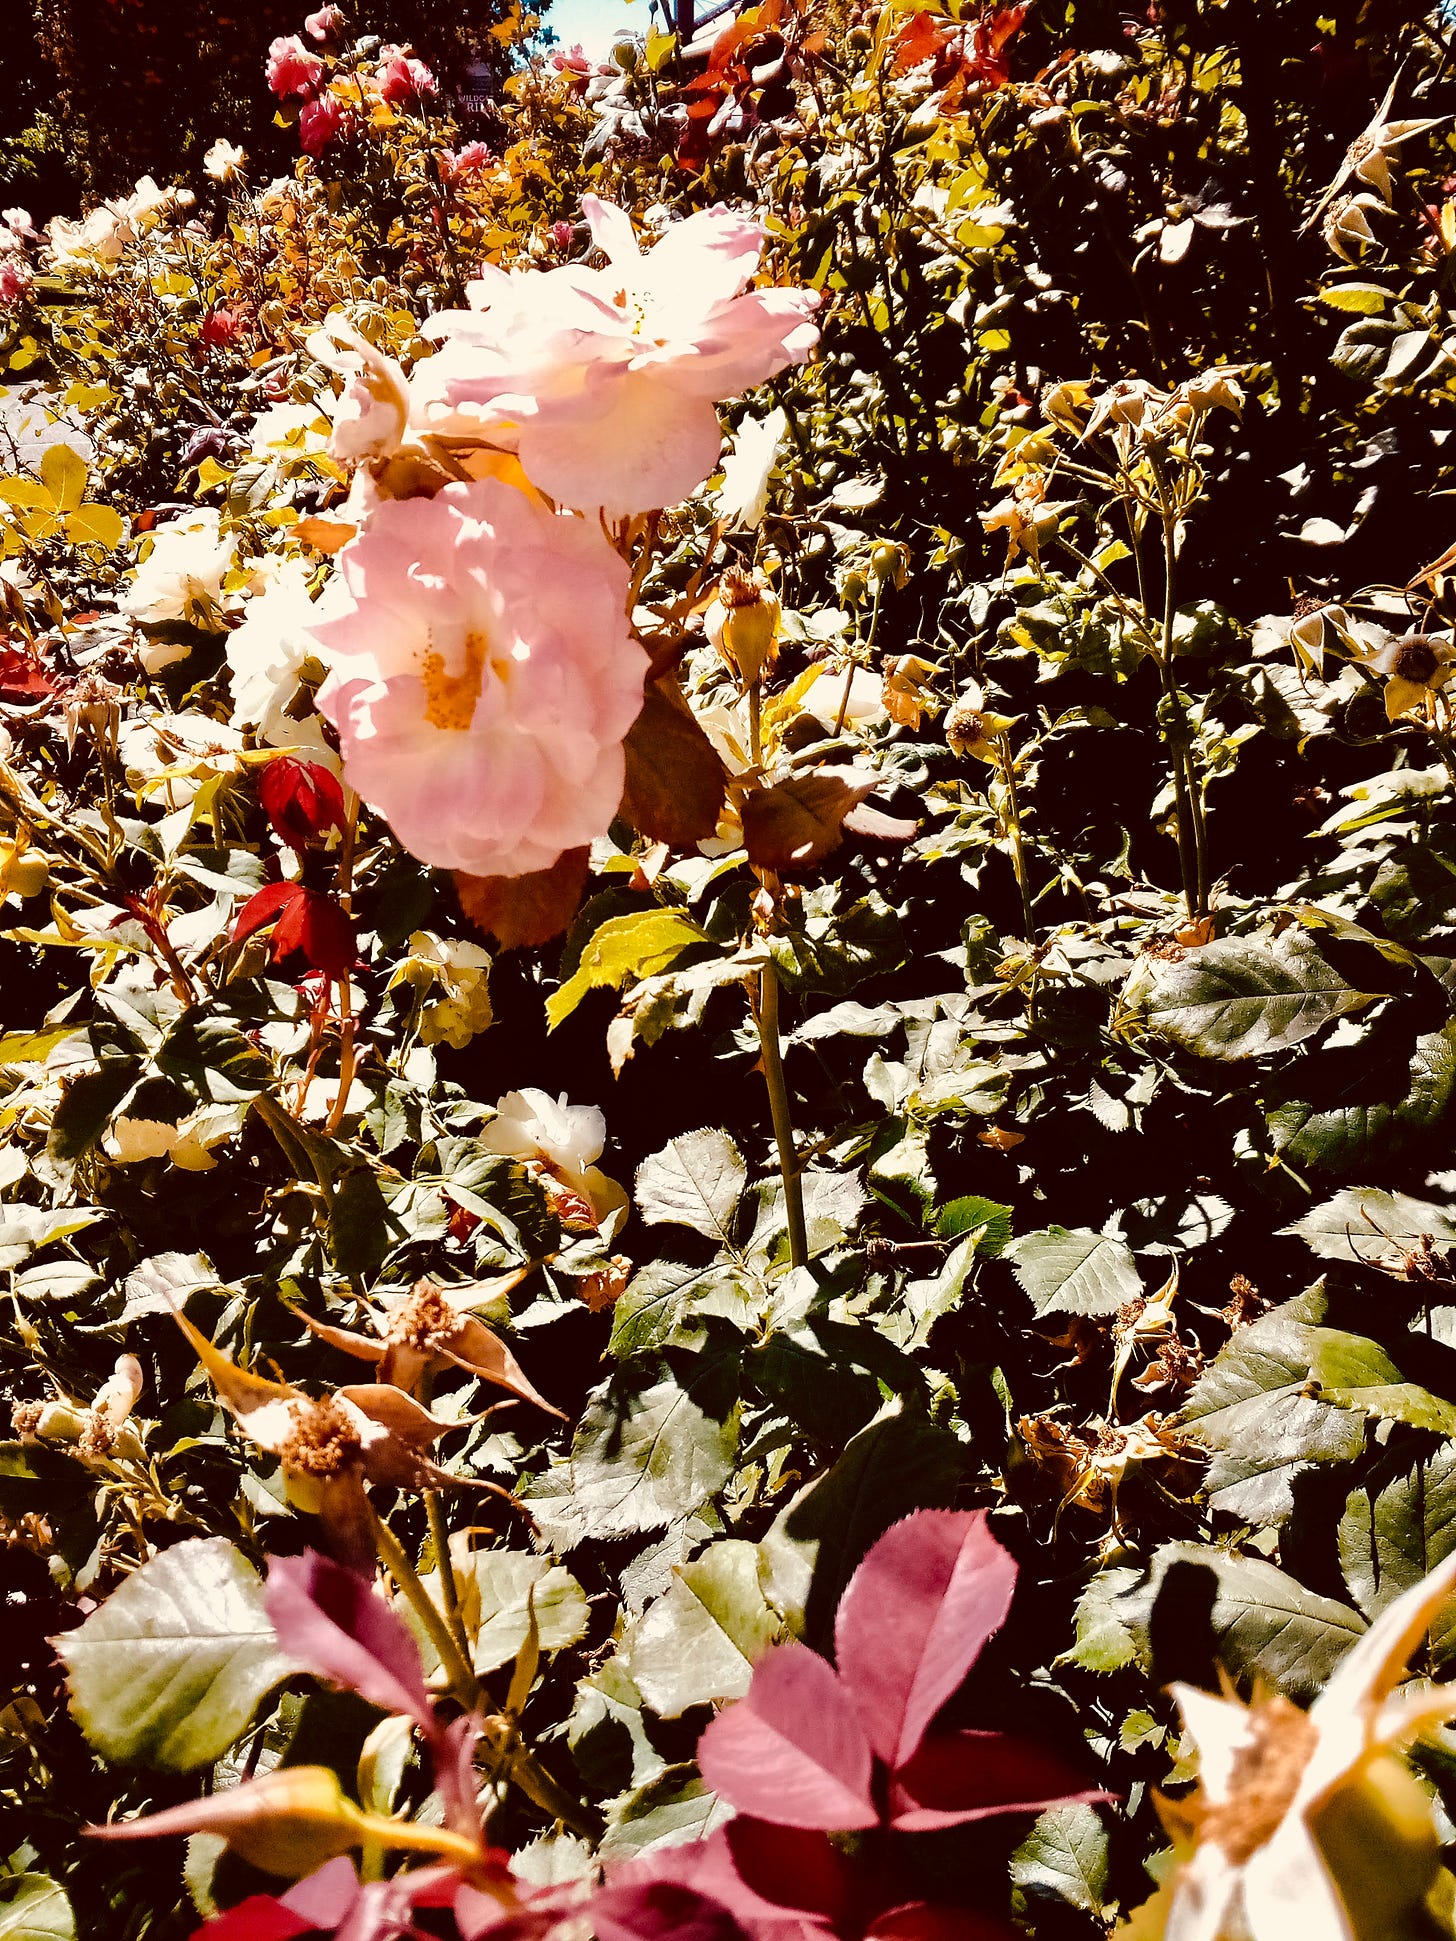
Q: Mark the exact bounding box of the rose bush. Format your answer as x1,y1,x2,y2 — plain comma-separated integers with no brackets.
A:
5,6,1456,1941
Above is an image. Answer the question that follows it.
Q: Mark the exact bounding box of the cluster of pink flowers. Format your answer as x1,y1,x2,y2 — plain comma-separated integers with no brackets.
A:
266,15,435,155
0,207,36,308
299,195,817,883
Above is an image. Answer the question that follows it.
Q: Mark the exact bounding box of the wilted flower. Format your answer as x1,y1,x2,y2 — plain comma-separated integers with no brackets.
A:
981,475,1067,564
387,930,494,1047
412,197,819,520
309,479,648,880
1252,598,1352,675
299,1271,562,1410
267,33,324,97
945,680,1020,761
105,1106,239,1172
705,567,781,687
1323,192,1383,261
1319,88,1448,211
123,508,233,629
13,1353,144,1462
483,1087,627,1231
1145,1552,1456,1941
172,1309,474,1567
1362,629,1456,720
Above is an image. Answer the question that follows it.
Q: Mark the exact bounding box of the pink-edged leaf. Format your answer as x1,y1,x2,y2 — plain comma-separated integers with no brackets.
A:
866,1904,1023,1941
280,1858,364,1927
265,1552,433,1732
834,1509,1017,1771
260,757,347,851
696,1641,878,1830
233,881,304,946
433,1713,486,1839
887,1730,1108,1832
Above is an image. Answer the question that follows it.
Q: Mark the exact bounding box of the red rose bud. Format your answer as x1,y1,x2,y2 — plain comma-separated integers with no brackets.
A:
233,881,356,977
260,757,347,851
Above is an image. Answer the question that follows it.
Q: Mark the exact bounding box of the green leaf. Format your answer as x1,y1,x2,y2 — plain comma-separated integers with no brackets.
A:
635,1129,746,1243
533,1371,739,1548
1011,1805,1111,1917
1283,1187,1456,1271
934,1194,1012,1255
546,910,710,1030
55,1538,294,1768
1005,1226,1141,1317
1340,1444,1456,1666
609,1258,760,1357
459,1552,589,1674
624,1539,780,1717
47,1057,143,1161
1179,1289,1370,1524
0,1876,75,1940
1267,1023,1456,1175
328,1167,396,1279
0,1203,105,1271
1107,1543,1367,1697
1125,931,1375,1059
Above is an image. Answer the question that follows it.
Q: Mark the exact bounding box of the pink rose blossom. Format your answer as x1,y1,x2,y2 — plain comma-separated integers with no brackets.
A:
299,90,347,154
0,261,32,307
309,480,647,878
411,196,819,520
305,5,346,41
376,44,437,103
552,43,592,71
198,306,244,349
444,141,493,177
266,33,323,98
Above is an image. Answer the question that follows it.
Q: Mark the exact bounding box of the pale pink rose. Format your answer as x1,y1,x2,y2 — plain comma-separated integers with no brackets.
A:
307,314,410,463
376,44,437,103
411,197,819,520
305,5,346,41
266,34,324,98
0,261,32,307
299,91,347,155
443,141,493,177
309,481,648,878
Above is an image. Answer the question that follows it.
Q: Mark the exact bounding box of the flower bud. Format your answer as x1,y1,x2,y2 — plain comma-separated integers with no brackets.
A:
706,569,781,688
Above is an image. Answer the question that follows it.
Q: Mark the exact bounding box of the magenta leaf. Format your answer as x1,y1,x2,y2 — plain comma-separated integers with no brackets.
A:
696,1641,878,1830
630,1822,852,1934
865,1904,1024,1941
834,1510,1017,1771
265,1551,434,1732
887,1729,1106,1832
588,1881,746,1941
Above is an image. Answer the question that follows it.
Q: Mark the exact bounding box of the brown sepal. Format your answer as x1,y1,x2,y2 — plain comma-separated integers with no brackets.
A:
455,846,591,949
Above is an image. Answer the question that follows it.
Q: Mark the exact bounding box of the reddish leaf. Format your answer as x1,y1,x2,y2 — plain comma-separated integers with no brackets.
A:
740,769,879,871
233,882,356,977
834,1510,1017,1772
192,1896,317,1940
887,1729,1106,1831
620,676,728,846
695,1641,878,1830
455,846,590,949
265,1551,433,1733
588,1882,744,1941
866,1905,1024,1941
0,644,57,701
259,757,347,851
631,1822,851,1935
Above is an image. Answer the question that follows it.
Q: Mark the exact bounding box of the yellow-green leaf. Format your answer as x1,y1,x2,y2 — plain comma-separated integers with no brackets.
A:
546,910,711,1030
40,443,88,514
65,503,125,550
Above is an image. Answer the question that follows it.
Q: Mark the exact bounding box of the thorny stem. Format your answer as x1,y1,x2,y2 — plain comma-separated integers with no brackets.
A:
1153,486,1210,922
997,735,1037,946
754,961,808,1272
418,1366,470,1670
371,1507,480,1714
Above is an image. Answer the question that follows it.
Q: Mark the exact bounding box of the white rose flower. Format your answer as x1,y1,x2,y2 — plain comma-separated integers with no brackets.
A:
483,1087,627,1230
123,508,233,631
